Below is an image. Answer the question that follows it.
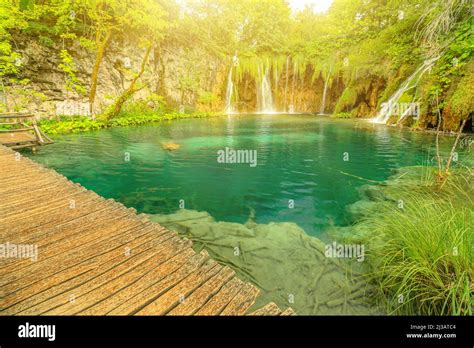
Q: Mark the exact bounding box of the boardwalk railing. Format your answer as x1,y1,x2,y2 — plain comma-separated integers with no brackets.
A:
0,112,53,151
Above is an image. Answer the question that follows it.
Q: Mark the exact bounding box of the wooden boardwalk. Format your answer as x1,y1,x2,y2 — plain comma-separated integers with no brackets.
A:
0,113,53,151
0,145,293,316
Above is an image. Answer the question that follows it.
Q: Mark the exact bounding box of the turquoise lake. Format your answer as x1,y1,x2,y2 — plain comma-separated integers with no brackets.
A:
30,114,449,236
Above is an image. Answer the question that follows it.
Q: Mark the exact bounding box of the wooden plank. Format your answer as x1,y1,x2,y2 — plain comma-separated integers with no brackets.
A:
40,236,191,315
1,185,87,217
6,228,175,314
0,178,71,202
1,186,88,216
5,230,159,313
168,266,235,316
1,194,108,235
0,167,54,180
0,201,128,254
0,219,150,292
194,277,246,315
108,251,208,315
220,282,260,316
81,246,196,315
0,128,34,133
0,113,34,118
249,302,282,316
13,232,183,315
133,251,210,315
0,221,153,297
0,209,157,276
0,122,29,125
0,133,38,145
280,307,296,316
136,259,221,315
69,236,190,316
0,198,116,244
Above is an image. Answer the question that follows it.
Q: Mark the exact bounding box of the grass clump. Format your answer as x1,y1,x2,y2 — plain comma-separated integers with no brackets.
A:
359,172,473,315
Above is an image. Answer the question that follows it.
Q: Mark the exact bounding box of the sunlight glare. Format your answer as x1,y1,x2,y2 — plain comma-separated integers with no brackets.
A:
288,0,333,13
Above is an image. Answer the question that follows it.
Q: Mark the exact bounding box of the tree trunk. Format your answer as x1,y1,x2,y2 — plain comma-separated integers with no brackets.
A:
89,30,112,116
103,45,153,120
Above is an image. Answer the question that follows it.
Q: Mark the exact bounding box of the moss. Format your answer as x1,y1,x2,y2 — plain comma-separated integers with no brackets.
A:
331,112,352,119
378,64,412,107
445,61,474,122
334,86,357,114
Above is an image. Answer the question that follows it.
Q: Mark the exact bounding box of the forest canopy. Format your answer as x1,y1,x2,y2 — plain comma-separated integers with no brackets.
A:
0,0,472,129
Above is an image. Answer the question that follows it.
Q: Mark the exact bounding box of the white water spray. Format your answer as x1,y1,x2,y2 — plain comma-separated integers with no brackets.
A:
284,56,290,112
319,67,332,115
372,57,439,124
225,55,238,114
257,66,275,113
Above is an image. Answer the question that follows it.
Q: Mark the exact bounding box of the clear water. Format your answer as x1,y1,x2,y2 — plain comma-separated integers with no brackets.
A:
30,114,443,236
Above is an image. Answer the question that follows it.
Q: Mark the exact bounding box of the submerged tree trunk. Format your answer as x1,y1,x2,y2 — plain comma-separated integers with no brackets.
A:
103,45,152,120
89,30,112,116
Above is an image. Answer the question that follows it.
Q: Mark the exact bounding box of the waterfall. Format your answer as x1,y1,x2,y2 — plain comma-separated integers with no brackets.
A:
225,68,234,113
284,56,290,112
372,57,439,124
290,64,297,111
257,66,275,113
319,67,332,115
225,54,238,114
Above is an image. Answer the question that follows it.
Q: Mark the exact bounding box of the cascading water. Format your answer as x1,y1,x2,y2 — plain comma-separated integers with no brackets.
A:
225,55,238,114
257,66,275,113
290,64,297,111
319,67,332,115
224,69,234,114
372,57,439,124
284,56,290,112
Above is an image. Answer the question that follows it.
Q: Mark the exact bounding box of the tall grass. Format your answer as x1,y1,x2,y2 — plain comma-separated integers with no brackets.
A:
365,173,473,315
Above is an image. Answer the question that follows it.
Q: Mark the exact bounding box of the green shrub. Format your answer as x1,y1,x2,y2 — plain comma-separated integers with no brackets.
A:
39,111,221,135
331,112,352,119
121,93,167,114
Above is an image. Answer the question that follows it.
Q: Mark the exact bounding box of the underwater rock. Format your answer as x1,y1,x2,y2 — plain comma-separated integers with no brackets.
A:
149,209,380,315
161,142,181,151
346,200,379,222
344,166,435,223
